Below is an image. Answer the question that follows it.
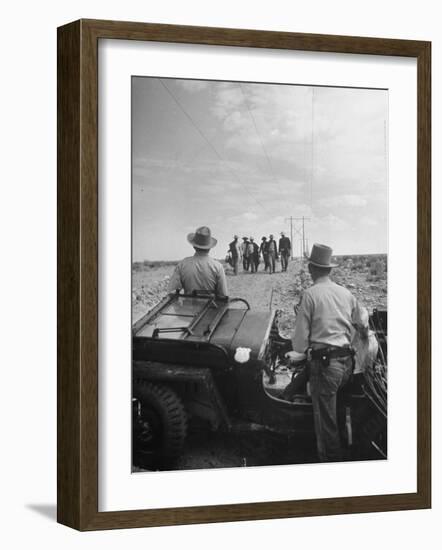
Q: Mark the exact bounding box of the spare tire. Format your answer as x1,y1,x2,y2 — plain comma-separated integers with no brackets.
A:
133,381,187,469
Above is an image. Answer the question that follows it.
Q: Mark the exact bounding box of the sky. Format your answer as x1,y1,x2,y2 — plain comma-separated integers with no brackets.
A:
132,77,388,261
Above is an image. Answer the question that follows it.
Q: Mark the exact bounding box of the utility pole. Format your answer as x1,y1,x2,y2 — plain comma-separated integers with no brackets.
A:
285,216,311,259
302,216,305,256
286,216,294,259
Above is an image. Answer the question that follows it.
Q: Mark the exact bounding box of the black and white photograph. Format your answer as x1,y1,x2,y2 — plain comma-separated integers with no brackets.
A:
1,0,436,541
131,76,388,472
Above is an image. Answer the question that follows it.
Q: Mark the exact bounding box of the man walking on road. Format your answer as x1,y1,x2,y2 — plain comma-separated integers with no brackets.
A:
246,237,255,273
241,237,250,272
168,226,228,297
286,243,368,462
228,234,242,275
279,231,291,272
250,237,260,273
267,234,278,274
260,236,270,272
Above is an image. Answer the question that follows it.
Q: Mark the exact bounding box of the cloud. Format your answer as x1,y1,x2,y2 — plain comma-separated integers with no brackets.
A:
313,213,349,233
175,80,210,92
132,78,388,259
318,194,368,208
211,83,243,118
243,212,259,221
360,216,378,227
206,83,388,209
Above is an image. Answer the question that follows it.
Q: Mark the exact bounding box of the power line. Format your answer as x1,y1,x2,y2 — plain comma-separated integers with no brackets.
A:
238,83,282,196
310,87,315,211
158,79,271,216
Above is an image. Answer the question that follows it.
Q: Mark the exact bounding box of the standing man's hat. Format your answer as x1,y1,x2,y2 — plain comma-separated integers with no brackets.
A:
233,234,239,239
305,243,338,268
187,226,217,249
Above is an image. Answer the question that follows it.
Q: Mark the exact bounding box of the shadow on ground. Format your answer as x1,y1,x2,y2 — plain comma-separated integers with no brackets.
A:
26,504,57,521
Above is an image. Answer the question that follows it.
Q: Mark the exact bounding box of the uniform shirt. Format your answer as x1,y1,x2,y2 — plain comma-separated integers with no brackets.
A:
292,276,368,352
168,250,228,296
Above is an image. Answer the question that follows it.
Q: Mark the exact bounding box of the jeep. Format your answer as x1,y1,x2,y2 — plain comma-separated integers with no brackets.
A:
132,291,387,469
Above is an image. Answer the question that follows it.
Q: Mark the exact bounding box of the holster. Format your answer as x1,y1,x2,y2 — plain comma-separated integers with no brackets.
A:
310,347,355,368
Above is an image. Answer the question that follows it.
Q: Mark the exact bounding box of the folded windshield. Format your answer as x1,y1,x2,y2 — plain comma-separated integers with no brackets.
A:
134,295,223,339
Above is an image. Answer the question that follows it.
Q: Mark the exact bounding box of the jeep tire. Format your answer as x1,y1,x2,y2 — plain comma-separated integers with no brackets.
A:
133,381,187,469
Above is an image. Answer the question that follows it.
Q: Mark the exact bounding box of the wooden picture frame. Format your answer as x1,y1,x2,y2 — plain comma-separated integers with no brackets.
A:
57,18,431,531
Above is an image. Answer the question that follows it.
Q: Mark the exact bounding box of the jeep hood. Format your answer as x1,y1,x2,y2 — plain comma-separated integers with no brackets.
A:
210,309,276,359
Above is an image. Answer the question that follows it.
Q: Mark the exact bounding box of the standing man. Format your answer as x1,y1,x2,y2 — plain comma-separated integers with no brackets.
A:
228,234,242,275
168,226,228,296
249,237,259,273
286,243,368,462
267,234,278,274
260,236,270,272
246,238,255,273
279,231,291,272
253,239,260,272
241,237,250,272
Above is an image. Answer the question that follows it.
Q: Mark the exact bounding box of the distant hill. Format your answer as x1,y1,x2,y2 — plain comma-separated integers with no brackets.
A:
133,253,387,271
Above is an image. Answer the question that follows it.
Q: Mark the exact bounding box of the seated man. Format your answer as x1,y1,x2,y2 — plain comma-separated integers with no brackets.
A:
168,226,228,297
280,351,308,400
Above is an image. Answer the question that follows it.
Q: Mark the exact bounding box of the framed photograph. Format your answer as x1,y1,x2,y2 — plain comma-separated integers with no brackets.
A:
57,19,431,530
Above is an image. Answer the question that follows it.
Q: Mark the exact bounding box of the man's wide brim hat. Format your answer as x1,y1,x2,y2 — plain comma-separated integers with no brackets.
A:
304,243,338,268
187,226,217,249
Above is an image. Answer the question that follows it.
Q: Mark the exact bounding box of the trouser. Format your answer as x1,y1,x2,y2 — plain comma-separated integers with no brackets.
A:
309,356,353,462
268,252,276,273
280,251,290,271
250,256,257,273
243,256,250,271
263,254,269,271
232,257,239,275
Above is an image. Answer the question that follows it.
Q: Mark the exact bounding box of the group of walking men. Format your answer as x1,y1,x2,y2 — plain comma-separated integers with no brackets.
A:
228,232,292,275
